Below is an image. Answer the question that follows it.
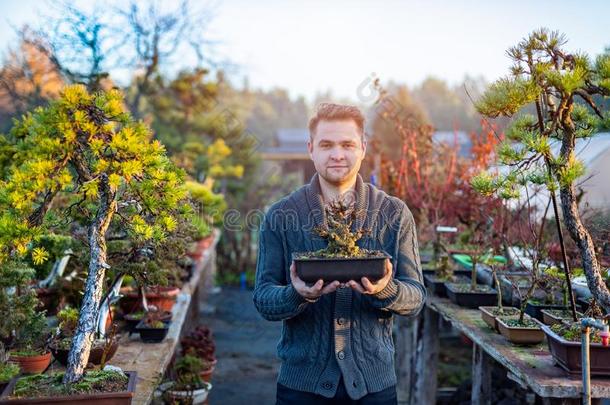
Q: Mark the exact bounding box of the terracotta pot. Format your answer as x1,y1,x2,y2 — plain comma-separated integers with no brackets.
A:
479,306,520,332
0,371,137,404
50,338,120,367
8,351,52,374
119,286,180,313
200,366,215,383
496,315,545,345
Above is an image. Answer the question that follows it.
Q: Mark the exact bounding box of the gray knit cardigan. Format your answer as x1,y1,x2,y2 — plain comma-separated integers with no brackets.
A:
253,172,426,400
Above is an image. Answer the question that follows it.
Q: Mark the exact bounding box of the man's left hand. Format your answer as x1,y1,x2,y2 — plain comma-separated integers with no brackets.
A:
348,258,393,295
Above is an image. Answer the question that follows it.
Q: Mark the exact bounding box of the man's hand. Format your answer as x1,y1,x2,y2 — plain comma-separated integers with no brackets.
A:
348,258,393,295
290,261,340,301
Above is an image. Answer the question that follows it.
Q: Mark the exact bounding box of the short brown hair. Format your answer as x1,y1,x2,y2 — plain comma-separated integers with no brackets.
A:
308,103,365,143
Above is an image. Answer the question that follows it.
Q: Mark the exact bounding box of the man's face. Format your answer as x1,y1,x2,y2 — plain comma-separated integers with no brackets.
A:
307,119,367,186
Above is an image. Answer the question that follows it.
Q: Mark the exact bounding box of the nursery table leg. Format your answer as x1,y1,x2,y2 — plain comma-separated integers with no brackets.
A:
472,343,492,405
413,305,440,404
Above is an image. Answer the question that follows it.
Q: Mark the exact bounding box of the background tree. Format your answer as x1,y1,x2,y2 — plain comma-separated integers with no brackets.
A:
473,28,610,312
0,84,190,382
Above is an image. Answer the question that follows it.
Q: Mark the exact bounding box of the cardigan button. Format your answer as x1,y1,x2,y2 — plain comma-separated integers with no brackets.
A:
337,317,346,325
337,351,345,360
322,381,333,390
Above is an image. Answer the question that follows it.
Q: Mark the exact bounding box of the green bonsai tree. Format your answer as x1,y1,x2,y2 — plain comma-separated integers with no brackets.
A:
472,28,610,313
0,263,47,355
0,84,190,383
299,197,379,259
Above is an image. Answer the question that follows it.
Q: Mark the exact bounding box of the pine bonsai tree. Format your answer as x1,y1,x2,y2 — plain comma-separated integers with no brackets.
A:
472,29,610,313
0,84,190,383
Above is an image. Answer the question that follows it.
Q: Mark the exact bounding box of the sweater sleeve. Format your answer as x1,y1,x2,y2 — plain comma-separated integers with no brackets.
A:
252,209,310,321
365,204,427,316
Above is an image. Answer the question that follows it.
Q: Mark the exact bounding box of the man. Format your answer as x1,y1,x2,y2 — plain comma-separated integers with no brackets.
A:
253,103,426,405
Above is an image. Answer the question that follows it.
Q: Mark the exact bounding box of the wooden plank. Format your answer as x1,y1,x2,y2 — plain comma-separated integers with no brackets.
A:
471,343,492,405
426,295,610,399
413,306,440,404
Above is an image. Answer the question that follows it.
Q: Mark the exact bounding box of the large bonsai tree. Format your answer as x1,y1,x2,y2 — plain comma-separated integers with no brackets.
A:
0,84,189,382
472,29,610,312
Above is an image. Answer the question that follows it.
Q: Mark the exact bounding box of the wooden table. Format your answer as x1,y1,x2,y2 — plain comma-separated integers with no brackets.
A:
422,295,610,404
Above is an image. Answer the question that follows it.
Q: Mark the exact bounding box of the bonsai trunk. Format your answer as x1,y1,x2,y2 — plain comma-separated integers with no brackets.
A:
63,177,117,383
492,266,503,313
470,257,478,291
559,181,610,313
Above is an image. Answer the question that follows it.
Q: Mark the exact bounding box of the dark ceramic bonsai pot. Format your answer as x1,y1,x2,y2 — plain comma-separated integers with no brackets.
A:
292,252,391,283
136,320,170,343
540,324,610,376
50,337,120,366
524,302,568,322
445,283,497,308
423,273,470,297
0,371,137,404
541,309,583,326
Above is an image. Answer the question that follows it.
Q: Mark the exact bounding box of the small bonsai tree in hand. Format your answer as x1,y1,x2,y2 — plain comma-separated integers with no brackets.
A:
293,196,388,283
310,198,369,258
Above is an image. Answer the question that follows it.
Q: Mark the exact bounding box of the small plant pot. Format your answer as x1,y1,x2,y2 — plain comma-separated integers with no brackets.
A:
119,286,181,314
124,311,172,334
540,324,610,376
445,283,497,308
478,306,520,332
50,337,120,367
136,320,170,343
524,302,568,322
423,273,470,297
292,252,390,283
8,351,51,374
0,371,137,404
496,315,545,345
164,381,212,405
541,309,583,326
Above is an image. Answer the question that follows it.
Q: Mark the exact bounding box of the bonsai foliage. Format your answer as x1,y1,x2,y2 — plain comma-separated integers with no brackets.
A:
0,263,47,354
0,84,190,382
173,354,206,391
472,29,610,312
302,198,377,259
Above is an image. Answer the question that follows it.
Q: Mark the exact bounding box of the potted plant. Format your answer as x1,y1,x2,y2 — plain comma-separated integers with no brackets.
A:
473,29,610,320
479,255,521,331
525,267,572,321
162,355,212,405
445,225,499,308
49,308,120,367
0,369,137,404
0,348,20,394
423,253,471,297
181,325,217,382
136,309,171,343
0,84,190,390
292,198,389,283
0,263,51,375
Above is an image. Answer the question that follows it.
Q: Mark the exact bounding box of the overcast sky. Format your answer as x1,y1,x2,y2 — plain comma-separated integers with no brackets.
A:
0,0,608,102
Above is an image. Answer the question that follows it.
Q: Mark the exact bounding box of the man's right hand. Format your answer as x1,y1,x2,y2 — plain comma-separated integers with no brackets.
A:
290,261,340,301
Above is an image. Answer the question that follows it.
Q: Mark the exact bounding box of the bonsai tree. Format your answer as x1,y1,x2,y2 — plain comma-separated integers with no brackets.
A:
472,28,610,315
310,198,369,258
0,84,190,383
